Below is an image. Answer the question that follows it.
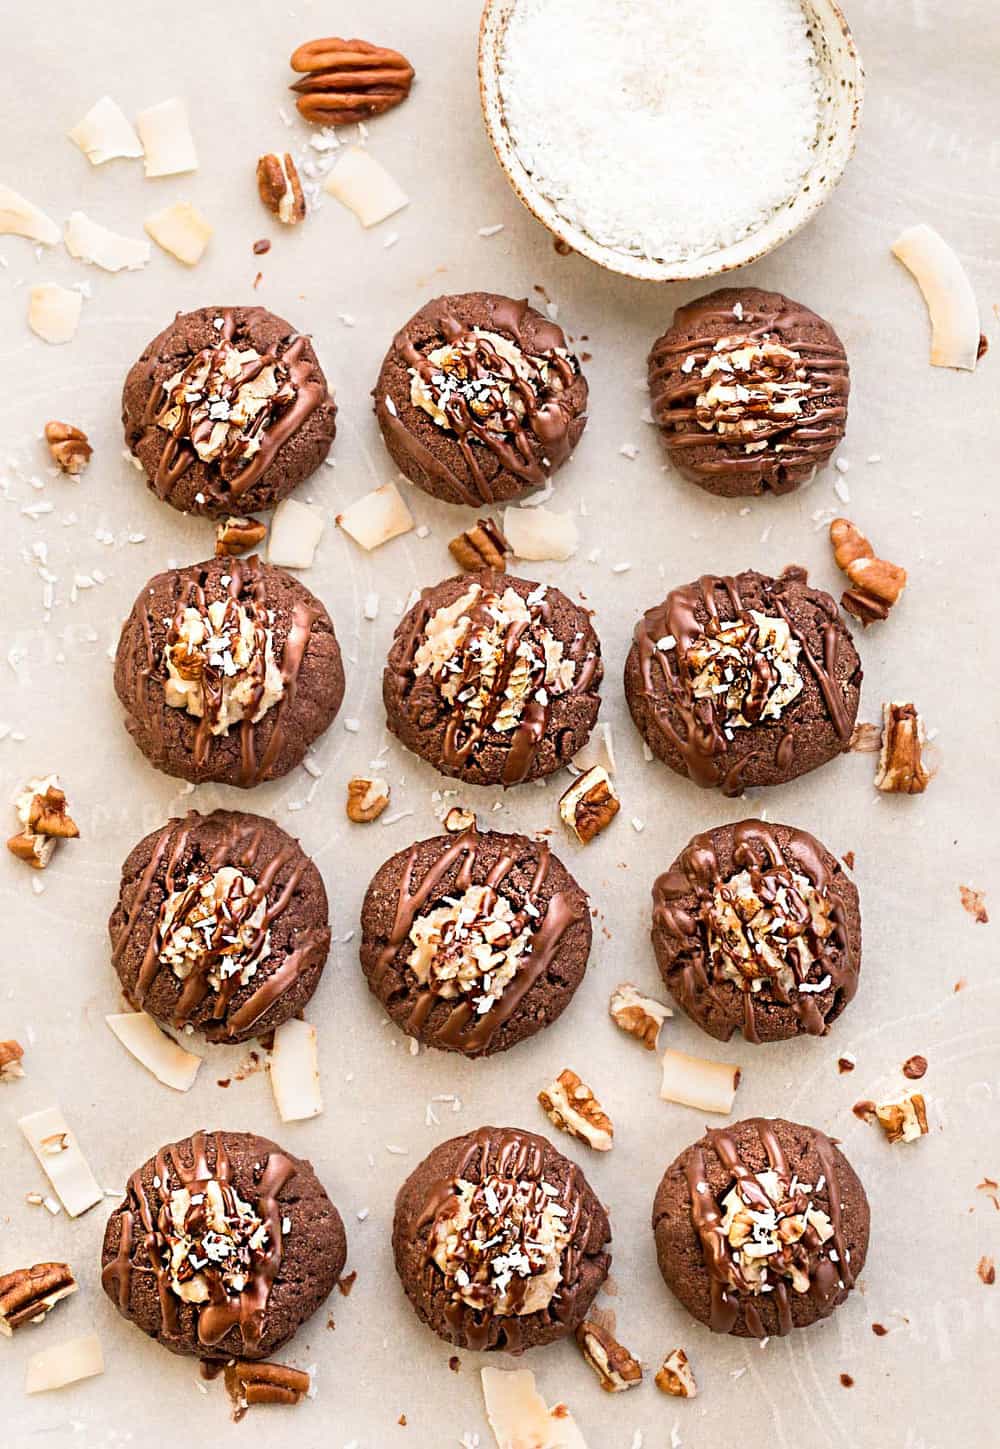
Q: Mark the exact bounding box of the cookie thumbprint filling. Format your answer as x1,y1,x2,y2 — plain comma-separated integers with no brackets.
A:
429,1173,570,1317
686,335,811,452
158,865,271,991
156,341,296,479
164,594,284,736
681,609,803,734
164,1177,272,1305
715,1169,835,1299
408,884,533,1017
707,864,834,1000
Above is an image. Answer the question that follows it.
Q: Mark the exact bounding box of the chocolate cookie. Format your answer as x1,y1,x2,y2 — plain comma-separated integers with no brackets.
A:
109,810,331,1045
624,567,861,794
122,305,337,517
393,1126,611,1351
360,827,591,1056
373,292,588,506
114,554,345,787
652,1117,869,1338
384,570,602,787
652,819,861,1044
101,1129,346,1361
648,288,849,498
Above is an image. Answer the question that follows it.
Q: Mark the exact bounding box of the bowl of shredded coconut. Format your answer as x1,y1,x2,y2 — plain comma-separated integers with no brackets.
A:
479,0,863,281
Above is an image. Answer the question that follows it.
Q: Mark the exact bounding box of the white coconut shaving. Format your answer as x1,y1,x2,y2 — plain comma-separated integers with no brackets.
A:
499,0,822,263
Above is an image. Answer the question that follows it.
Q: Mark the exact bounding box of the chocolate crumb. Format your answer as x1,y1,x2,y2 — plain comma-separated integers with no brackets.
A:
959,885,989,924
840,1373,854,1388
978,1255,996,1285
902,1055,927,1080
978,332,988,360
217,1077,231,1088
253,238,272,255
553,238,573,256
338,1269,358,1297
842,850,855,870
448,1356,460,1373
872,1323,888,1336
838,1057,856,1074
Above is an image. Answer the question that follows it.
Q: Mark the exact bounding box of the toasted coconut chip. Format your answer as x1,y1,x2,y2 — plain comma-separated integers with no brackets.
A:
269,1019,323,1122
144,201,213,265
660,1047,740,1116
18,1106,103,1217
481,1368,589,1449
268,498,326,569
0,184,60,244
28,285,83,345
105,1012,202,1091
891,224,981,371
323,146,409,228
68,96,143,165
570,722,616,775
136,97,198,178
25,1333,104,1394
64,212,150,272
503,505,578,562
337,482,413,550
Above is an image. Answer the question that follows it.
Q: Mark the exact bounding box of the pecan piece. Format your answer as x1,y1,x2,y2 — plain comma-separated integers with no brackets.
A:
7,775,79,870
216,515,268,557
0,1039,25,1083
256,152,306,225
44,421,92,475
538,1068,613,1151
874,701,930,794
830,517,907,626
346,776,390,823
225,1359,311,1416
655,1347,698,1398
575,1319,642,1392
0,1262,77,1335
289,37,414,126
609,982,671,1051
448,517,510,573
443,806,476,834
558,766,620,844
870,1093,929,1144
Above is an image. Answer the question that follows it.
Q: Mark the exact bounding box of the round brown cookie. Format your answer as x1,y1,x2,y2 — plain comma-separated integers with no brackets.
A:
373,291,589,506
648,287,849,498
101,1129,346,1362
652,1117,869,1339
109,810,331,1045
624,567,861,795
122,304,337,517
114,554,345,787
360,827,591,1057
384,570,603,787
393,1125,611,1351
651,819,861,1044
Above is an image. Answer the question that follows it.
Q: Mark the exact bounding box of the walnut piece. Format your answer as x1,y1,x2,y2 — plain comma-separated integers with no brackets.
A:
256,153,306,225
655,1347,698,1398
7,775,80,870
874,701,930,794
225,1359,311,1414
829,518,907,626
575,1319,642,1393
0,1039,25,1083
609,982,671,1051
215,516,267,557
44,421,92,475
448,517,510,573
0,1262,77,1335
558,766,620,845
537,1068,613,1151
346,776,390,823
871,1093,929,1144
289,37,415,126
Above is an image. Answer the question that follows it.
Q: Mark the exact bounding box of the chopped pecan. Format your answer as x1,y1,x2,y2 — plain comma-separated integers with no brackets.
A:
830,517,907,626
902,1054,928,1080
256,152,306,225
870,1093,929,1144
655,1347,698,1398
215,515,267,557
575,1319,642,1393
290,37,414,126
609,982,671,1051
448,517,510,573
0,1039,25,1083
44,421,92,475
538,1068,613,1151
225,1359,311,1415
874,701,930,794
978,1255,996,1286
558,766,620,844
0,1262,77,1335
443,806,476,833
959,885,989,924
8,775,79,870
26,783,78,839
346,776,390,823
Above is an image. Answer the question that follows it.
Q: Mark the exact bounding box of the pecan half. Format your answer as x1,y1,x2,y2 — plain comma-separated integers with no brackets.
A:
290,37,415,126
874,701,930,794
44,421,92,475
830,517,907,626
575,1319,642,1392
225,1359,311,1416
256,153,306,225
216,515,268,557
346,776,390,823
448,517,510,573
0,1262,77,1335
538,1068,613,1151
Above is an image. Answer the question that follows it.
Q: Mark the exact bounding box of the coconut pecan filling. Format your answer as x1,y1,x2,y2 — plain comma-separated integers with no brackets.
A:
717,1169,834,1297
410,328,575,439
707,865,834,997
163,1178,270,1304
688,335,810,452
684,610,803,732
158,866,271,990
163,596,284,735
157,343,292,472
407,884,533,1015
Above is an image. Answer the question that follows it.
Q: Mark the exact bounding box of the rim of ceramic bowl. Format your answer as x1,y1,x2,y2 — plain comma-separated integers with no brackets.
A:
478,0,865,283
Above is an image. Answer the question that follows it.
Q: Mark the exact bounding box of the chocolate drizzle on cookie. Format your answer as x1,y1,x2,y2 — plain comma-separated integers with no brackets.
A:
380,296,583,505
371,828,581,1055
102,1131,294,1356
653,820,858,1043
683,1120,853,1337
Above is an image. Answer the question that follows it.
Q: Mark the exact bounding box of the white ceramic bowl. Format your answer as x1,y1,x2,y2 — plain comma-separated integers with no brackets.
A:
478,0,864,283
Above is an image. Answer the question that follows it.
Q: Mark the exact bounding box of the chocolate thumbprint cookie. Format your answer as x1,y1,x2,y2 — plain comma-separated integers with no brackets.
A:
373,291,589,506
102,1130,346,1361
109,810,331,1044
393,1126,611,1351
122,305,337,516
648,288,849,498
652,819,861,1043
114,555,344,786
652,1117,869,1338
624,567,861,794
384,570,603,787
360,827,592,1056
